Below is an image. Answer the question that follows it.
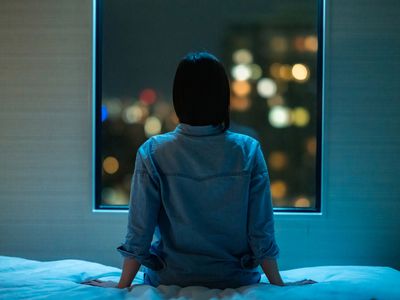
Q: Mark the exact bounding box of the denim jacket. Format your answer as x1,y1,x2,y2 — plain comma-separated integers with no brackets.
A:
117,123,279,288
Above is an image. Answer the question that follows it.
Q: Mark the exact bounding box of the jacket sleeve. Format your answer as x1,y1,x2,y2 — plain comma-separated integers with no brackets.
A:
247,141,279,263
116,144,166,271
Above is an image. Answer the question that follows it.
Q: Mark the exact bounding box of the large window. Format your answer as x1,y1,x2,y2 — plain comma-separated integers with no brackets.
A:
93,0,324,212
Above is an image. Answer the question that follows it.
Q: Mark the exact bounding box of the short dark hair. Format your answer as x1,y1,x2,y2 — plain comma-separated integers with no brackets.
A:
173,51,230,131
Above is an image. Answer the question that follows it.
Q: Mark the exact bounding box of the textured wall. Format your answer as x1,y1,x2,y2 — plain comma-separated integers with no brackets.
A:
0,0,399,270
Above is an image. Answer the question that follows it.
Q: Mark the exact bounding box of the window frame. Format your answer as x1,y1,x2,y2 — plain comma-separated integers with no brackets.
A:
91,0,326,214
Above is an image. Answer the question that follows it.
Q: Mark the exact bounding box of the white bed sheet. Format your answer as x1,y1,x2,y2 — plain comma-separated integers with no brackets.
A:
0,256,399,299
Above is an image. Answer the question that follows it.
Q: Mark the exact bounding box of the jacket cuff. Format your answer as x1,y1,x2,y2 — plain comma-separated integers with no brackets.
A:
250,240,280,263
116,245,167,271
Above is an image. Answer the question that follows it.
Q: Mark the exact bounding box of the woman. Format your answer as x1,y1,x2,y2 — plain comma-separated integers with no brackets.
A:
87,51,315,289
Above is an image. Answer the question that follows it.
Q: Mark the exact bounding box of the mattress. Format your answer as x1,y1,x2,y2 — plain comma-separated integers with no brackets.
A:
0,256,399,299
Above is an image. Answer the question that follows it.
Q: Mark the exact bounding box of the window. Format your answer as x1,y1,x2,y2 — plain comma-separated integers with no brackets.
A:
93,0,324,212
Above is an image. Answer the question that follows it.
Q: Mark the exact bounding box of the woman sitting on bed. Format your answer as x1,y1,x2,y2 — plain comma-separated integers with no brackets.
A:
89,51,315,289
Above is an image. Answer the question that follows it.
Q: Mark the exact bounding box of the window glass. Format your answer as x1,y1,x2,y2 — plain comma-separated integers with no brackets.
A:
95,0,323,212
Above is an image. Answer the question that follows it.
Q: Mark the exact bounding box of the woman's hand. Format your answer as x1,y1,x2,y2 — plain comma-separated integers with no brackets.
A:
284,279,317,286
81,279,119,288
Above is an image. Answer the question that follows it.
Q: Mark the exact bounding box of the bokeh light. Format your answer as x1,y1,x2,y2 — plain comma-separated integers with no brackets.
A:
257,78,277,98
291,107,310,127
102,187,128,205
304,35,318,52
103,156,119,175
232,49,253,64
306,136,317,156
144,116,162,137
292,63,309,81
270,180,287,198
230,96,251,112
279,64,293,80
123,104,145,124
268,151,288,171
104,98,122,120
294,36,305,51
139,88,157,105
267,95,285,107
268,105,291,128
101,104,108,122
249,64,262,80
232,80,251,97
294,197,311,207
269,63,281,78
231,64,252,81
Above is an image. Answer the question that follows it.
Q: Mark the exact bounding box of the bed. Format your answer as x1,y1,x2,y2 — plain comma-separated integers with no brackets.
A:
1,256,399,299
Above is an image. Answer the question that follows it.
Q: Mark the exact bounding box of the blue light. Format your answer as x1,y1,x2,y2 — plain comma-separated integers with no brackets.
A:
101,105,108,122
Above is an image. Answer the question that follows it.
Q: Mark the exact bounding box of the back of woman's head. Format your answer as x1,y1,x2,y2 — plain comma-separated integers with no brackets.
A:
173,51,230,131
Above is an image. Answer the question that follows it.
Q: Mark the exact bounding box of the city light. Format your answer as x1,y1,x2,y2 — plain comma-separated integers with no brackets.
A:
230,96,251,112
279,64,293,80
268,151,288,171
291,107,310,127
294,197,311,207
104,98,122,120
232,80,251,97
232,49,253,64
292,63,309,81
103,156,119,175
231,64,252,81
102,187,128,205
294,36,305,51
123,104,144,124
101,104,108,122
139,88,157,105
306,137,317,156
249,64,262,80
304,35,318,52
144,116,162,137
269,63,281,78
268,105,291,128
270,180,287,198
257,78,277,98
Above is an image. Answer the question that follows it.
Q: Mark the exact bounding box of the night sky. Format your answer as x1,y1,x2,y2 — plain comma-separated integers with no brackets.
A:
102,0,315,99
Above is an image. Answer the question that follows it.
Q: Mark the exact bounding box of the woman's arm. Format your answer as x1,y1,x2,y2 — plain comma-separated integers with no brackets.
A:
260,258,284,286
117,145,161,288
260,258,317,286
117,257,141,289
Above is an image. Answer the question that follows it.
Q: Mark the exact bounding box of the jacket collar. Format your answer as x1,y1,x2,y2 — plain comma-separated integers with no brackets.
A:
174,123,225,136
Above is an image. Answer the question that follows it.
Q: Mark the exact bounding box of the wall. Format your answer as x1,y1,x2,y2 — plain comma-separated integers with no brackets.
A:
0,0,399,270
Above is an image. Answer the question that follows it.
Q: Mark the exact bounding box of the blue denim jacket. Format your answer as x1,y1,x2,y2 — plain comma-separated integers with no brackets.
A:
117,123,279,289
